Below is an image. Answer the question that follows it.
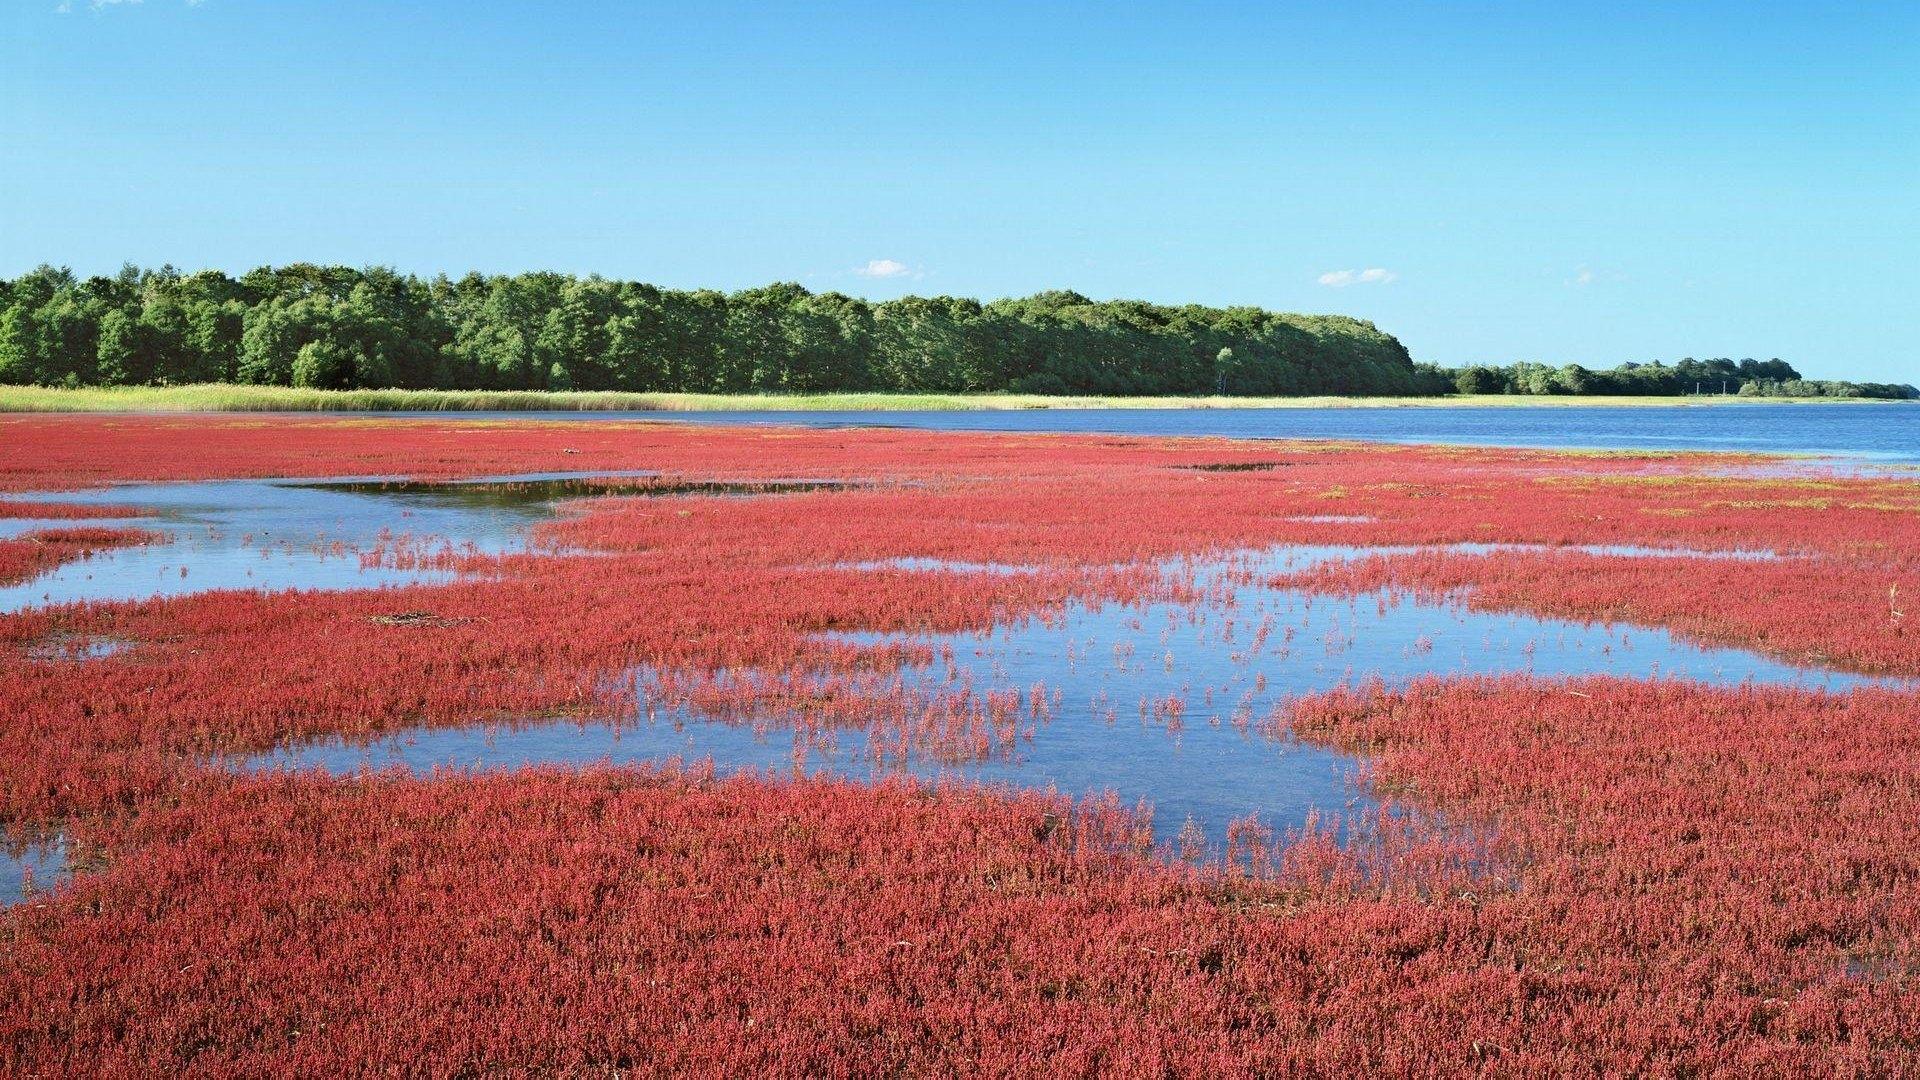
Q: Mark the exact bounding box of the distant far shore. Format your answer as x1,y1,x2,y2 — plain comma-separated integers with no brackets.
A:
1,384,1909,414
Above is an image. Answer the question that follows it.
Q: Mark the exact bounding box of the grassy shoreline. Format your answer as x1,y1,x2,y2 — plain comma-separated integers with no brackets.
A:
0,383,1903,414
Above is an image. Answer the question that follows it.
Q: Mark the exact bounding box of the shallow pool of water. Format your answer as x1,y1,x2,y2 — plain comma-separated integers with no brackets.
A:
252,546,1889,847
0,479,518,613
1,836,72,907
0,471,871,613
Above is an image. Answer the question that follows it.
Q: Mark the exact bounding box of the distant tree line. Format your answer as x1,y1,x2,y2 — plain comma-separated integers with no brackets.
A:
2,264,1908,400
0,264,1432,396
1450,358,1915,400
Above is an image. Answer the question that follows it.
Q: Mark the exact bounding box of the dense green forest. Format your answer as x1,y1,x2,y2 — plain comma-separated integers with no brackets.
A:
0,264,1431,396
1451,359,1915,400
1,264,1910,399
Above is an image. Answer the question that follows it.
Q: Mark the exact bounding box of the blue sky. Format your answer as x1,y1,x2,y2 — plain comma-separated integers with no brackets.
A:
3,1,1915,380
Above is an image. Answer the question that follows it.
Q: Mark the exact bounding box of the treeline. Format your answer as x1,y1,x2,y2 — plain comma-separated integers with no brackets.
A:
0,264,1434,396
6,264,1908,400
1452,358,1916,400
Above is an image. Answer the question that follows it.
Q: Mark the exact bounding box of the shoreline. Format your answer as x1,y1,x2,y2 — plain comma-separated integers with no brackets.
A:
0,384,1906,414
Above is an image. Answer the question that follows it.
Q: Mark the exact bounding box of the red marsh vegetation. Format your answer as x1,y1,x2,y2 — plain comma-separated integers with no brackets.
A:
0,526,164,588
0,414,1916,1073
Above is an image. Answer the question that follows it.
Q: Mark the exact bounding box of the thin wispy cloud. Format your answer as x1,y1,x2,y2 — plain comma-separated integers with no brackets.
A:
1316,268,1397,287
854,259,915,280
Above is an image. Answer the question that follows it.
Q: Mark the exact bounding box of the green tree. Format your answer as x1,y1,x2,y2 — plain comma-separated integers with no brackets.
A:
1555,364,1592,395
292,339,356,389
95,309,150,385
1453,366,1501,395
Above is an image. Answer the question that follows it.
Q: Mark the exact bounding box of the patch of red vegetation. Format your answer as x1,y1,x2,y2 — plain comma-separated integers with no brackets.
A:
5,678,1918,1073
0,417,1914,814
0,416,1917,1071
0,501,147,520
1285,677,1920,1069
0,526,165,588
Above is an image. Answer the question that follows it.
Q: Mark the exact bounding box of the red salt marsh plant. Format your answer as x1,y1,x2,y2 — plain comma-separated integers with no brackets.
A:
5,677,1920,1074
0,539,1160,824
0,418,1913,811
0,415,1917,1073
5,413,1917,574
0,500,149,520
1283,677,1920,1066
0,526,166,587
0,415,1914,825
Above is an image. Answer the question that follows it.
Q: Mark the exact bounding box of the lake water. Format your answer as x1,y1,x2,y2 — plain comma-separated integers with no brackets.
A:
376,402,1920,464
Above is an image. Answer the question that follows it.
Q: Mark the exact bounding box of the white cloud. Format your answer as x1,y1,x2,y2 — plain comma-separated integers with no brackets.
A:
1316,267,1397,287
854,259,913,279
1569,265,1628,287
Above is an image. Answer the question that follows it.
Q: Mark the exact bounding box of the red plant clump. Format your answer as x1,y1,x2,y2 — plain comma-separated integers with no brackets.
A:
0,501,148,520
1284,677,1920,1067
4,679,1918,1073
0,526,164,587
0,415,1918,1072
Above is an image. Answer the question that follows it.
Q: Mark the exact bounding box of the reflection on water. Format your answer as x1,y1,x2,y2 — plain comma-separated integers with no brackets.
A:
0,479,514,613
0,471,857,614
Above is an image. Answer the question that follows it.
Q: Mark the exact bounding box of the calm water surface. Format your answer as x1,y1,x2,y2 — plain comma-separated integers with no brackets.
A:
372,402,1920,464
